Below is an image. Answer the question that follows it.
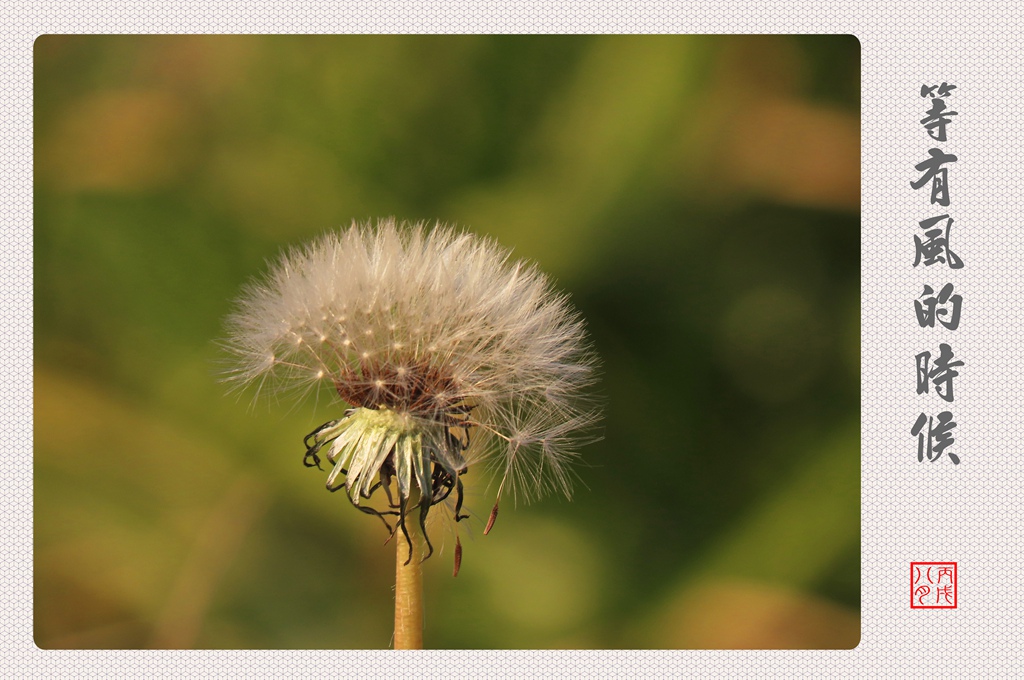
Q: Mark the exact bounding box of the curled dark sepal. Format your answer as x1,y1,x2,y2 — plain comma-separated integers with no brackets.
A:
303,418,341,470
303,445,323,470
417,495,434,564
339,488,398,534
453,476,470,522
397,495,414,565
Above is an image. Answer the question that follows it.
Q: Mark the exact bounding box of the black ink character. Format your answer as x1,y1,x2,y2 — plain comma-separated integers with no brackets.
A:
914,283,962,330
914,214,963,269
915,343,963,402
911,148,958,207
911,411,959,464
920,98,958,142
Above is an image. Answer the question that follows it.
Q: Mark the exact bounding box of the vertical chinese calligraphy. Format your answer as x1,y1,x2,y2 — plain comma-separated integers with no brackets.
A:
912,83,962,465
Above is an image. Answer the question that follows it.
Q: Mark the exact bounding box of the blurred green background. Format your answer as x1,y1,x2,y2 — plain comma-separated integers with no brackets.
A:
33,35,860,649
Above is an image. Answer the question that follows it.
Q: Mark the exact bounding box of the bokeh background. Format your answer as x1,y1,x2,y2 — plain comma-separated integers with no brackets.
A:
34,35,860,649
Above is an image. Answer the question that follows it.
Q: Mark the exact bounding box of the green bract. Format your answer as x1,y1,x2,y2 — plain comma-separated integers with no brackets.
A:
304,406,468,562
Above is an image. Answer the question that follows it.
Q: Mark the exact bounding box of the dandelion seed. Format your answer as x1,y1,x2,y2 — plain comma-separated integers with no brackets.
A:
222,218,600,575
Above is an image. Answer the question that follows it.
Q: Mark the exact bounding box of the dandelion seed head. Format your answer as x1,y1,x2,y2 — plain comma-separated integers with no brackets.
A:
223,218,600,559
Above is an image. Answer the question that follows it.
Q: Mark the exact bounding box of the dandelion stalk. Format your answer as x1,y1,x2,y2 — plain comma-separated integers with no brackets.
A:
223,218,600,648
393,488,424,650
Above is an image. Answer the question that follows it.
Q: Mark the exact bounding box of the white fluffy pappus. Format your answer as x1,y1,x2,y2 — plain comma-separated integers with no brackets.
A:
222,218,600,566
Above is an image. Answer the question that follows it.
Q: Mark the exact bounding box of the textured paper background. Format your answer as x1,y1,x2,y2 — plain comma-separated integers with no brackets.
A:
6,2,1022,677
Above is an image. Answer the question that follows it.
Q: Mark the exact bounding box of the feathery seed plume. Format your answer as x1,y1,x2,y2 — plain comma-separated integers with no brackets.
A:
223,218,600,569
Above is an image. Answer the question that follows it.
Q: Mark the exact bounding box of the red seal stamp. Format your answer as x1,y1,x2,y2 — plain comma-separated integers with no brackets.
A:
910,562,957,608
